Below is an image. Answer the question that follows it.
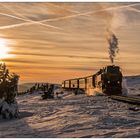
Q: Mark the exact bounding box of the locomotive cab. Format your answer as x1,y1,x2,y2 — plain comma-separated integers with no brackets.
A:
102,65,122,95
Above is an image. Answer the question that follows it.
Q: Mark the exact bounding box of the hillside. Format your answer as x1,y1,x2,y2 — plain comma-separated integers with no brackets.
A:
124,75,140,96
18,82,61,93
0,75,139,138
18,83,36,92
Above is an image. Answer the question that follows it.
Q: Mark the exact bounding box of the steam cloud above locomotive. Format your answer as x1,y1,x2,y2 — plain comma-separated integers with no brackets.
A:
107,31,119,64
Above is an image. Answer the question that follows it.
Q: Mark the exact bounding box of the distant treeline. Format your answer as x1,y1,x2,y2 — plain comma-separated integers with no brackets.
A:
18,83,60,95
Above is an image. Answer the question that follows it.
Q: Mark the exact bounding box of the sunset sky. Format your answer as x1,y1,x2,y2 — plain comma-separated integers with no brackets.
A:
0,2,140,84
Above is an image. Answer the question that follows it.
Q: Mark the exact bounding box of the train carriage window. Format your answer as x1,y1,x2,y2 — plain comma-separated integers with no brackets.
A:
79,79,85,89
65,81,70,88
71,79,78,88
87,77,93,88
62,82,64,87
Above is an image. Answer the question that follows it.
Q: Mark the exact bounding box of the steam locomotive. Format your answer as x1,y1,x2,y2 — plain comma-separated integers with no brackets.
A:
62,65,122,95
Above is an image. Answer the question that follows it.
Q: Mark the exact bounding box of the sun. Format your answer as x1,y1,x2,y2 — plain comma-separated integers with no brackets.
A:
0,38,10,59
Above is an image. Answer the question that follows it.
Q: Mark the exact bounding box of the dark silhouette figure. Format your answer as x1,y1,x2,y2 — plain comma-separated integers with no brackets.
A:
42,84,54,99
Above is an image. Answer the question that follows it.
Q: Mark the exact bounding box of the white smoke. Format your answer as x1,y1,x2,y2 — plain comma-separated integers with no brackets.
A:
99,3,130,32
122,77,130,95
86,87,104,96
110,9,127,32
99,3,129,64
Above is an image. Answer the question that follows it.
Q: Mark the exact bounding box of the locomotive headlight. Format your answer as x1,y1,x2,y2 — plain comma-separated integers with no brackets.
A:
107,81,110,83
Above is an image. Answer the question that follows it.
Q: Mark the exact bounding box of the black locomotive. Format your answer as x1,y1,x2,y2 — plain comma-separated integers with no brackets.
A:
62,65,122,95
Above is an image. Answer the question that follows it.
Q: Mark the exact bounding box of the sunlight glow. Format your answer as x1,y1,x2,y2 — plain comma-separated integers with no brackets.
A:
0,38,11,59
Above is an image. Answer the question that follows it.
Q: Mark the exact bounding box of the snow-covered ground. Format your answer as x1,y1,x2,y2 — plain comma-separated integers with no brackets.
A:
124,76,140,96
0,76,140,138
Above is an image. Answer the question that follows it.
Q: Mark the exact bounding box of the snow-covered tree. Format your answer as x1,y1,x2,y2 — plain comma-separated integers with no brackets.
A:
0,63,19,119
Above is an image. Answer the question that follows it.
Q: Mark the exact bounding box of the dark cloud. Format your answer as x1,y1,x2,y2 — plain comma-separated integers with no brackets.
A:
3,58,38,64
10,51,108,60
8,64,96,72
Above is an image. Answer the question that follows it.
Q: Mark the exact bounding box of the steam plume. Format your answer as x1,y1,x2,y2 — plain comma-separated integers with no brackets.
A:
107,30,119,64
100,4,127,64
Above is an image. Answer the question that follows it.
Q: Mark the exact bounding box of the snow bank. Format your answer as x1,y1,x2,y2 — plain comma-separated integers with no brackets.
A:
122,76,140,96
0,99,19,119
0,91,140,138
0,76,139,137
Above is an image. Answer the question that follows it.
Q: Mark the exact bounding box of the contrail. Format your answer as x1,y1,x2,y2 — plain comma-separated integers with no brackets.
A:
39,3,140,23
0,12,63,30
0,12,26,21
127,6,140,13
0,4,64,31
0,21,66,32
0,22,30,29
47,3,100,23
0,3,139,30
47,3,80,14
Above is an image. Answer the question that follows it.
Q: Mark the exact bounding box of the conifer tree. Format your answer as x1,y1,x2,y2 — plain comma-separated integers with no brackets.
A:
0,63,19,119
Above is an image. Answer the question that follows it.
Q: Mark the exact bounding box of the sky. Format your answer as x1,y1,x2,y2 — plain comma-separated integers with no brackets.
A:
0,2,140,84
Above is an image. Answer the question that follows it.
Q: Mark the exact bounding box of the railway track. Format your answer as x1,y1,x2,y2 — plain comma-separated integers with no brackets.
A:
110,95,140,105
